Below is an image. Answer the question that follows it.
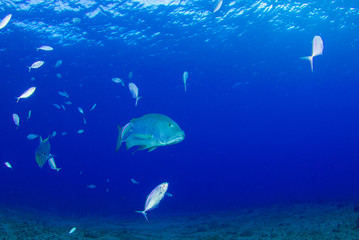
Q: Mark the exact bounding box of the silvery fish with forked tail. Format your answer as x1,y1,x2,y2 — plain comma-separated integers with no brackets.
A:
136,182,168,221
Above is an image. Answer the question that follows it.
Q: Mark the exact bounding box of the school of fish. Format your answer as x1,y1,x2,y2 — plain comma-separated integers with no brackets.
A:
1,8,327,232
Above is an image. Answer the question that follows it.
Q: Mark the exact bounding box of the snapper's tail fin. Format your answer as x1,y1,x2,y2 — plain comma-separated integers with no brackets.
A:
135,210,148,221
116,125,122,152
300,55,314,72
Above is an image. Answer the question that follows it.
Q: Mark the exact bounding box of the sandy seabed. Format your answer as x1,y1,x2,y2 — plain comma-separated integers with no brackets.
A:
1,202,359,240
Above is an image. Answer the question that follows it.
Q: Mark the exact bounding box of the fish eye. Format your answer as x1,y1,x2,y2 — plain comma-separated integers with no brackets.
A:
168,123,173,127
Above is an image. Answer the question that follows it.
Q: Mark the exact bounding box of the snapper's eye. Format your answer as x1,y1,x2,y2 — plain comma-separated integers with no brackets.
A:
168,123,173,127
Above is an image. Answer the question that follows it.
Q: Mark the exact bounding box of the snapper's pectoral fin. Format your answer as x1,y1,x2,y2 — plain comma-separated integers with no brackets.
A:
137,145,151,151
148,147,157,152
132,134,153,140
135,145,157,152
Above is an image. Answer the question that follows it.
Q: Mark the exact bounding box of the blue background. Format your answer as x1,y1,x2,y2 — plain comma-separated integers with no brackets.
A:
1,0,359,218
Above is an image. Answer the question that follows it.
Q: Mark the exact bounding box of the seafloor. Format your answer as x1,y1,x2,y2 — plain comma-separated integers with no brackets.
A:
1,202,359,239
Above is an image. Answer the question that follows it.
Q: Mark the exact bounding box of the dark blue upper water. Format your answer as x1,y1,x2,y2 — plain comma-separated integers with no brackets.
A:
1,0,359,217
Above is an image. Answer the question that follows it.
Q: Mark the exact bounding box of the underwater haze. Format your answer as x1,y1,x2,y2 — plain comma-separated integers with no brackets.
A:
1,0,359,239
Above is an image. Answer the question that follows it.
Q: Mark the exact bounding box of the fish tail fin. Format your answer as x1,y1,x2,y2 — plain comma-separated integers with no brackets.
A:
56,168,61,172
116,125,122,151
135,96,142,107
135,210,148,221
28,67,31,72
36,48,39,52
15,97,19,103
300,55,314,72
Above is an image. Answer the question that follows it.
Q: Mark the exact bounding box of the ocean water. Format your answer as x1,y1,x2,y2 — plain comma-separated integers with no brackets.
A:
1,0,359,239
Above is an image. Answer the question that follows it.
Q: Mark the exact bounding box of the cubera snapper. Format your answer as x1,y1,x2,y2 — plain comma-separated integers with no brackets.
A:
35,136,52,167
116,113,185,152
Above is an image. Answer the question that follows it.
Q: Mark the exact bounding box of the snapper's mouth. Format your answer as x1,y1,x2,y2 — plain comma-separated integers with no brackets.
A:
165,131,185,145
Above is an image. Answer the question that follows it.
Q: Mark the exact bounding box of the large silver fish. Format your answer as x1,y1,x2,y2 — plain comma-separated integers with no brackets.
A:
116,114,185,152
136,182,168,221
35,137,51,168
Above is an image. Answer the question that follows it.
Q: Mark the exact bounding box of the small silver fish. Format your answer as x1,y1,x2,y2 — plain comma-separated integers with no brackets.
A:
12,113,19,127
4,162,12,169
213,0,223,13
77,107,84,114
28,61,44,72
58,91,69,98
55,60,62,68
0,14,11,30
27,134,39,140
53,103,61,109
183,71,188,92
136,182,168,221
131,178,139,184
301,36,324,72
77,129,84,134
128,83,142,106
56,73,62,79
165,192,173,197
90,103,96,111
68,227,76,234
87,185,96,189
51,131,57,138
27,110,31,120
112,78,125,86
16,87,36,103
48,157,61,172
64,101,72,105
37,45,53,51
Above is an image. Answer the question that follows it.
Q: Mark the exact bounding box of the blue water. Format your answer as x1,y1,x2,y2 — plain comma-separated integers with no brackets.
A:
1,0,359,220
